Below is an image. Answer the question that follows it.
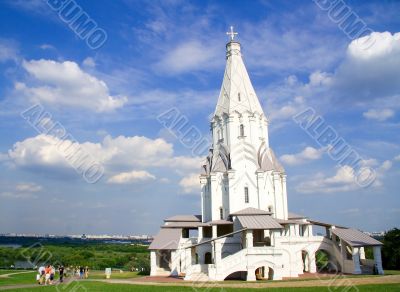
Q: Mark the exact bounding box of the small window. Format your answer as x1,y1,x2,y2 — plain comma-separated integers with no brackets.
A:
219,207,224,219
244,187,249,203
238,92,241,101
240,124,244,136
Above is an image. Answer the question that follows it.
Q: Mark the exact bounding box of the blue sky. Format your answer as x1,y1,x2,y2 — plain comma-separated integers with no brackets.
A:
0,0,399,235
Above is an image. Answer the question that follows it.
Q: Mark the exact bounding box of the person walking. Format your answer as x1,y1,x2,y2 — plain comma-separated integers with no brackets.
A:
59,265,64,283
79,266,84,279
84,266,89,279
44,265,51,285
38,266,45,285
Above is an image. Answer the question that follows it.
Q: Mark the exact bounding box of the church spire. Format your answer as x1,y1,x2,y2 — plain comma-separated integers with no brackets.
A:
214,28,264,117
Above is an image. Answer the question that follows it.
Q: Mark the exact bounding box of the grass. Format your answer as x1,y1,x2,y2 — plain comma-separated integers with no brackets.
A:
0,271,38,286
2,282,400,291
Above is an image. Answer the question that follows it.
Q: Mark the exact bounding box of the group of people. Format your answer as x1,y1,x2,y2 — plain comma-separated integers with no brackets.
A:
36,265,89,285
36,265,59,285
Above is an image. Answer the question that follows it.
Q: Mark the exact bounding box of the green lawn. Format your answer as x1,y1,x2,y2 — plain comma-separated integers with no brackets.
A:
2,282,400,291
0,271,38,286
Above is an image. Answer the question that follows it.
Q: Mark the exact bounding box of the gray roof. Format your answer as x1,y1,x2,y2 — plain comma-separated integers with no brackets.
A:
276,219,311,225
332,228,382,247
288,212,307,219
164,215,201,222
149,228,182,250
231,207,272,216
309,219,347,229
208,219,233,225
237,215,283,230
162,221,206,228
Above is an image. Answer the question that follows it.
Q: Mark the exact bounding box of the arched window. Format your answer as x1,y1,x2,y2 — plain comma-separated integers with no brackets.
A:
238,92,241,101
219,207,224,219
244,187,249,203
195,253,199,264
240,124,244,136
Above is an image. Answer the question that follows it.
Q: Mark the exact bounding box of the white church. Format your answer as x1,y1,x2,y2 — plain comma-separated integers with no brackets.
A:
149,28,384,281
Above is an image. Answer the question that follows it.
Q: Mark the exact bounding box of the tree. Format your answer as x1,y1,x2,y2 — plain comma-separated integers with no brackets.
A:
382,228,400,270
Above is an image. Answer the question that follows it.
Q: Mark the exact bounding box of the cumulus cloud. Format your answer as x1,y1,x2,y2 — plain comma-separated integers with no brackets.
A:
179,173,200,194
333,31,400,102
8,134,202,179
16,59,127,112
363,109,395,121
107,170,156,184
280,146,327,165
296,160,392,194
155,40,220,74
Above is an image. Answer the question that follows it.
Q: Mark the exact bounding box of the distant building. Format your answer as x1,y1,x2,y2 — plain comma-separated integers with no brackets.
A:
149,28,384,281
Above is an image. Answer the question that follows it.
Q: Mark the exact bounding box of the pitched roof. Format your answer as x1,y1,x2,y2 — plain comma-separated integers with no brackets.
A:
164,215,201,222
237,215,283,230
214,41,263,117
288,212,307,219
230,207,272,216
148,228,182,250
208,220,233,225
276,219,311,225
161,221,207,228
332,228,382,247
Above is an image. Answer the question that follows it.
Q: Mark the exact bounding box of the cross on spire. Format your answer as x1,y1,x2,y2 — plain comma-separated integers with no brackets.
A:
226,26,238,41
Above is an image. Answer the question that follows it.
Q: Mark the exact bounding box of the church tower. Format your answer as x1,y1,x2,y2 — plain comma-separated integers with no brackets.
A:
201,27,288,222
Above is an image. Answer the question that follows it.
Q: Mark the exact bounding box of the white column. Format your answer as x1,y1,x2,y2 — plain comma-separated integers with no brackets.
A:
246,267,256,281
309,252,317,273
359,247,366,260
246,230,253,248
198,226,203,240
281,174,288,219
150,251,157,276
373,246,384,275
212,225,218,238
352,247,362,274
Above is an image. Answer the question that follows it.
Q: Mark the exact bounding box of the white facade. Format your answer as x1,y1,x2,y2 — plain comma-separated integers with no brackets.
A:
149,32,384,281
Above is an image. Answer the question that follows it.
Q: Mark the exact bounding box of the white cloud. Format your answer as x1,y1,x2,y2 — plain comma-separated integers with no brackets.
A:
82,57,96,68
107,170,156,184
8,134,202,177
155,40,220,74
348,31,400,60
363,109,395,121
16,59,127,112
280,146,327,165
0,39,18,62
395,154,400,161
0,192,38,199
179,173,200,194
15,183,42,192
39,44,55,50
296,160,392,194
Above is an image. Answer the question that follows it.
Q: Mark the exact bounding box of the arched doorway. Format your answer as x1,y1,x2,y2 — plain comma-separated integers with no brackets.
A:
204,252,212,264
315,249,340,273
255,266,274,280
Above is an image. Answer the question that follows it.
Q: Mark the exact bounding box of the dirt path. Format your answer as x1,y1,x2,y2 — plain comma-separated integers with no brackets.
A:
98,274,400,288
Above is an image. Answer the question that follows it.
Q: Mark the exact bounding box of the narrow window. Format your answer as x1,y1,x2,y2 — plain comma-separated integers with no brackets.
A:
238,92,241,101
219,207,223,219
244,187,249,203
240,124,244,136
